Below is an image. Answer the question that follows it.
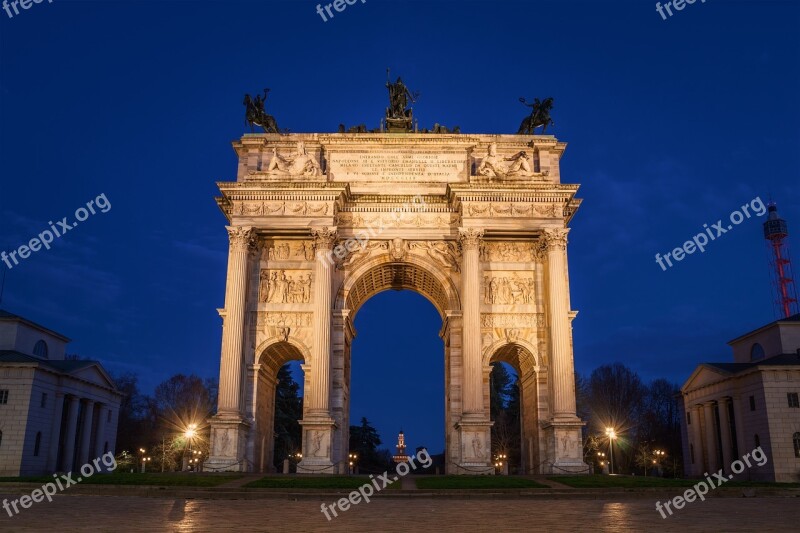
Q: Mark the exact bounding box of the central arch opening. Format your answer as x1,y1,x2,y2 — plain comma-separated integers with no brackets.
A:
335,258,459,474
350,290,444,473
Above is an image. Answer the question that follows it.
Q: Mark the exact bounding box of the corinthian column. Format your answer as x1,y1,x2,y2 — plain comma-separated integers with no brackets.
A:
543,228,576,418
309,227,337,415
459,228,484,415
218,226,254,415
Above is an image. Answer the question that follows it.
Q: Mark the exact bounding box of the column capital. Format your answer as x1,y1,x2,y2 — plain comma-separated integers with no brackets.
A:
458,227,484,250
532,239,548,263
542,228,569,251
226,226,255,251
311,226,338,251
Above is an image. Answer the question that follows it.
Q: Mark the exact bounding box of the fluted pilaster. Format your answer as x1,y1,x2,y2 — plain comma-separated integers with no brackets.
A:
309,227,337,414
459,227,484,414
218,226,255,414
543,228,576,418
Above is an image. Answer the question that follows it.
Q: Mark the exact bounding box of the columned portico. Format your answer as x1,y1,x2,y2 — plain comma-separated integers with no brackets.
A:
689,404,705,476
78,400,95,467
61,395,81,472
717,397,734,471
93,403,108,467
703,401,719,473
731,395,747,460
47,393,65,471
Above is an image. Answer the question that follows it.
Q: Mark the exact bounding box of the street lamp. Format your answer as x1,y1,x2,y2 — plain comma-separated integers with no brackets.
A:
605,428,617,475
653,449,666,476
138,448,147,473
183,423,198,471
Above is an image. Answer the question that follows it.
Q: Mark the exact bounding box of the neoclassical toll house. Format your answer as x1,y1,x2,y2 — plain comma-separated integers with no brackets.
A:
206,133,587,475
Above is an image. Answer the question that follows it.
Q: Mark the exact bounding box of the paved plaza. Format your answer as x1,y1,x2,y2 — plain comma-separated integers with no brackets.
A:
0,495,798,532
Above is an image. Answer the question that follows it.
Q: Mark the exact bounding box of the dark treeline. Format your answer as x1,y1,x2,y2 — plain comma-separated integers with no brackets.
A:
112,372,218,471
489,361,682,476
112,362,681,476
577,362,683,476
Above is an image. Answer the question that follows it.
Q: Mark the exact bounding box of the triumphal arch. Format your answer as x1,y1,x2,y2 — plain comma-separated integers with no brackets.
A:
206,130,587,475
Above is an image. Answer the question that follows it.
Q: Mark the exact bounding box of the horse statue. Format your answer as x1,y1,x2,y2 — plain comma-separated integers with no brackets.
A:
244,88,279,133
517,97,554,135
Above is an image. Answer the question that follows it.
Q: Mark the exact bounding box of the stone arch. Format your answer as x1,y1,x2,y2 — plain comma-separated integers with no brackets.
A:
484,341,544,474
483,340,542,375
329,251,459,474
251,338,310,473
256,337,310,373
334,252,461,319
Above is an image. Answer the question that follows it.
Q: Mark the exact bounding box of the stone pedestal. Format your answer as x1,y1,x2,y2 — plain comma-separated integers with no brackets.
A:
454,415,494,474
542,419,586,474
205,415,251,472
297,417,337,474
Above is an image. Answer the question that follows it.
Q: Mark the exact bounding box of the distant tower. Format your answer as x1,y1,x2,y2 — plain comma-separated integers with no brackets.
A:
763,202,799,318
393,430,410,464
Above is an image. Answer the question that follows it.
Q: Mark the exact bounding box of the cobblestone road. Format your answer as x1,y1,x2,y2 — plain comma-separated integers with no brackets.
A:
1,495,798,532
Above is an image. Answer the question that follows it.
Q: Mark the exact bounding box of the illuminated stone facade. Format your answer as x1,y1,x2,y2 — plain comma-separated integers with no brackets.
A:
206,133,587,474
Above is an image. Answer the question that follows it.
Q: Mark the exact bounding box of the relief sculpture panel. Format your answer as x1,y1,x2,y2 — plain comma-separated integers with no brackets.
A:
259,269,313,303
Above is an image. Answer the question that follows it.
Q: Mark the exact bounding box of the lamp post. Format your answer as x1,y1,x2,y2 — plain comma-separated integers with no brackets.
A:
348,453,358,475
184,423,197,471
494,453,508,475
605,428,617,475
653,449,665,477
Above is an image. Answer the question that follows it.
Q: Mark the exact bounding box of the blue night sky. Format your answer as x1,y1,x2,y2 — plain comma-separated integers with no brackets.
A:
1,1,798,455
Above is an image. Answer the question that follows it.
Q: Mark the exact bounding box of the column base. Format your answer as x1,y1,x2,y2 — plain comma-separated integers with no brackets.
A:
541,417,590,475
205,414,252,472
297,416,337,475
452,414,494,475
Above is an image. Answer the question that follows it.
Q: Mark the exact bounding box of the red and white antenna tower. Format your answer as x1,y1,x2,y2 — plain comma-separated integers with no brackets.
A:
763,202,799,318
